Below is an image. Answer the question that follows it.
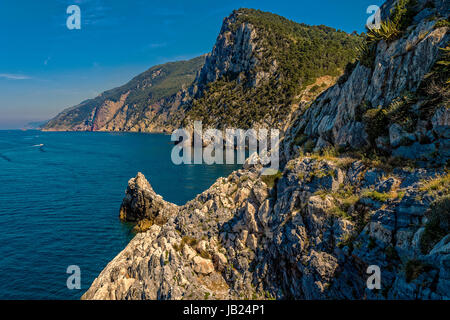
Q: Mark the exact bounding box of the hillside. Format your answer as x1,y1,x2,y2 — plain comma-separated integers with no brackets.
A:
82,0,450,300
42,56,205,133
186,9,363,129
44,9,363,133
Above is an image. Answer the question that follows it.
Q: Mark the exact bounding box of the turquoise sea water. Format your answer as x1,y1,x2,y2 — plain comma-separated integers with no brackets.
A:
0,130,240,299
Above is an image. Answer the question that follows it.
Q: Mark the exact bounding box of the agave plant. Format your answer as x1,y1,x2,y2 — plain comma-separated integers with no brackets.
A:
436,45,450,84
366,19,401,44
357,42,376,68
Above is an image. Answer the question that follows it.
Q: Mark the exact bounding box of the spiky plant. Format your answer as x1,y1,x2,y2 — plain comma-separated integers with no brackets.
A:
435,45,450,85
357,42,377,68
366,19,401,44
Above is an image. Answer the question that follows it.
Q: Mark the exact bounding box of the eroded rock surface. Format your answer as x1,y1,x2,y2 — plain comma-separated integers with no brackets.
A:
83,0,449,300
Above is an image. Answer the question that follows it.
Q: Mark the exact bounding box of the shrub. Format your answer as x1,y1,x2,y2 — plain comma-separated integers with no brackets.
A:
304,139,316,153
434,18,450,29
390,0,418,31
261,170,283,189
362,108,388,144
367,19,401,44
357,42,376,68
404,259,432,283
179,236,198,251
361,189,391,202
420,196,450,254
337,233,356,250
419,173,450,194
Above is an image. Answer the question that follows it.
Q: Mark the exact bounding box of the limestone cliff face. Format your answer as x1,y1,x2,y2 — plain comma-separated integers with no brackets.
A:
282,1,449,164
184,9,362,130
83,0,449,300
44,9,361,134
83,157,449,300
196,13,267,88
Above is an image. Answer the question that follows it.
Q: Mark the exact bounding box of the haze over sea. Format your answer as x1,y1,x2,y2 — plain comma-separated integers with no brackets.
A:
0,130,240,299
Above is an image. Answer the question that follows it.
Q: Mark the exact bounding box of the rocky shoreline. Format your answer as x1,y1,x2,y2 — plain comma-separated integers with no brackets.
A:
82,0,449,300
82,154,449,299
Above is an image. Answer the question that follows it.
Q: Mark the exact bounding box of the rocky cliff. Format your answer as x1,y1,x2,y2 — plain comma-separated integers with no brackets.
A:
44,9,362,133
185,9,362,130
42,56,205,133
83,0,449,300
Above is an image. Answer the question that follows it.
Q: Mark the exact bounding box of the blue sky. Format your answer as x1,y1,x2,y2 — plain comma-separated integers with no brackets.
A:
0,0,383,129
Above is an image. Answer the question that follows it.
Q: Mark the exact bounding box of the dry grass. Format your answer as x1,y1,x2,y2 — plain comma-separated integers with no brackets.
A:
419,172,450,194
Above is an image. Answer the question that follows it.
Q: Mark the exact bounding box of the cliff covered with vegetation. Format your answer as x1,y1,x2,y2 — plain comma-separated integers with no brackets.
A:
82,0,449,300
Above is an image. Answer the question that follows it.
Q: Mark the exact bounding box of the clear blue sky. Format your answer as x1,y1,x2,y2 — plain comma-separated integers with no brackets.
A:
0,0,383,129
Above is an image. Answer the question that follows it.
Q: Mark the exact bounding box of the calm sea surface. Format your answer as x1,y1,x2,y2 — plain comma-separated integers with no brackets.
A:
0,130,240,299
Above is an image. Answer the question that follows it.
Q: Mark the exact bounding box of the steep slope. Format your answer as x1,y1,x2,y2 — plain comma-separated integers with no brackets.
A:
185,9,363,130
83,0,449,300
281,0,449,169
44,10,362,134
43,56,205,133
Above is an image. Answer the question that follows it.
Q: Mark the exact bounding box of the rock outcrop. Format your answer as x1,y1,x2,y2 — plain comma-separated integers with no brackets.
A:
282,0,449,165
44,9,361,134
119,172,178,228
83,155,449,300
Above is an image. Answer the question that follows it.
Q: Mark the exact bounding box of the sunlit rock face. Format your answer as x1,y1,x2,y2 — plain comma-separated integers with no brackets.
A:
83,0,450,300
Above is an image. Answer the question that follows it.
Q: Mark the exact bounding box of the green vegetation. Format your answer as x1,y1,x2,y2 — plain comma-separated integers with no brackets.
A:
420,196,450,254
362,92,417,145
132,218,153,233
366,19,401,44
315,184,359,220
45,56,205,130
261,170,283,189
174,235,199,252
198,249,212,260
361,189,392,202
358,0,418,68
337,233,356,250
404,259,432,283
419,173,450,194
419,44,450,118
434,17,450,29
186,9,363,128
390,0,418,31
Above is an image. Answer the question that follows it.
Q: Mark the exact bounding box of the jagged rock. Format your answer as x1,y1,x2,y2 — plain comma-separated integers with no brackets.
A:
213,252,228,271
392,142,437,160
119,172,178,224
430,235,450,255
375,177,399,193
285,4,448,153
389,123,416,148
83,0,450,301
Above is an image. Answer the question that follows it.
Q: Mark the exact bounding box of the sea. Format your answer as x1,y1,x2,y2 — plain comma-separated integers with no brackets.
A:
0,130,240,299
